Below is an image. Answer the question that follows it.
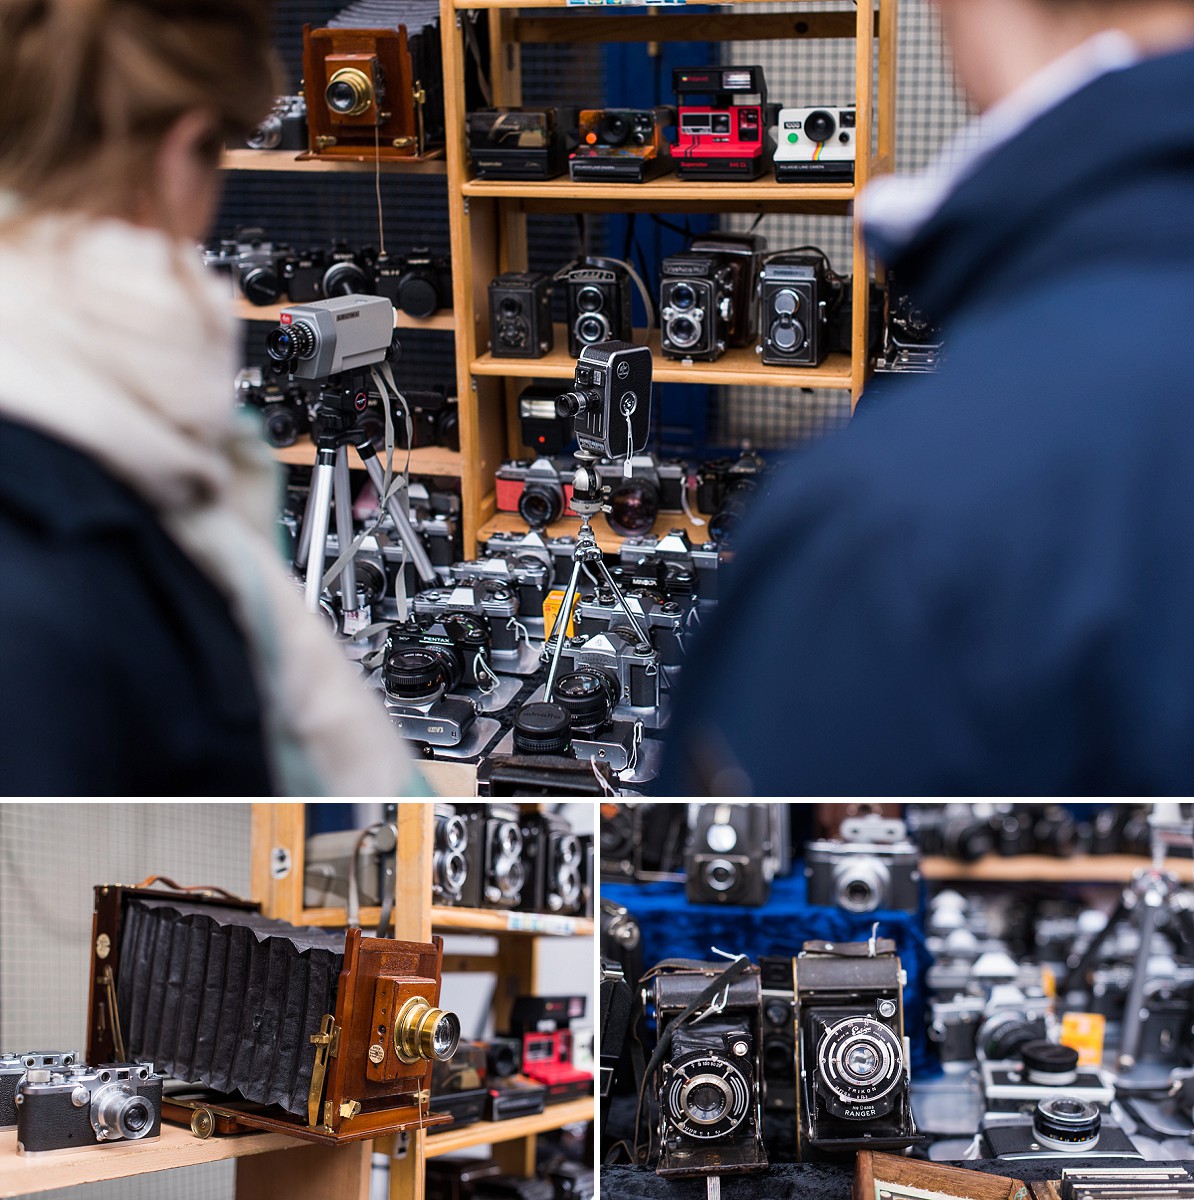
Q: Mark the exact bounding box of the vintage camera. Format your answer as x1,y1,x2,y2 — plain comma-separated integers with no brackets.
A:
489,273,555,359
557,341,653,460
1,1053,78,1130
430,1040,489,1129
532,674,645,776
555,629,661,716
236,371,312,448
759,957,796,1112
773,107,856,183
266,294,396,380
519,1028,593,1104
15,1061,163,1152
600,957,634,1117
792,938,917,1156
758,251,841,367
495,457,575,528
695,451,765,546
361,388,458,451
545,1160,594,1200
804,813,921,914
483,1036,523,1080
524,812,589,915
616,529,723,604
570,107,674,183
686,803,776,907
593,454,686,537
978,1096,1140,1160
433,802,482,907
374,248,452,319
280,243,375,303
407,483,463,569
469,108,574,180
689,232,766,348
239,94,309,151
651,962,766,1177
202,229,289,306
411,582,523,657
981,1040,1116,1117
450,554,550,620
481,804,529,909
427,1157,504,1200
660,251,738,363
673,65,771,181
905,803,996,863
573,587,689,667
927,995,987,1065
880,272,944,374
600,802,689,882
974,982,1052,1062
560,258,634,358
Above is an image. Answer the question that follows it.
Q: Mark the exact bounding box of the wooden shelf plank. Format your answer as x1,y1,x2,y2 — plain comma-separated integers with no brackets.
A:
512,9,879,43
221,149,446,175
472,327,853,390
232,297,456,332
477,509,713,556
271,438,462,477
424,1098,594,1157
298,905,593,937
922,854,1194,885
457,0,833,8
0,1124,301,1198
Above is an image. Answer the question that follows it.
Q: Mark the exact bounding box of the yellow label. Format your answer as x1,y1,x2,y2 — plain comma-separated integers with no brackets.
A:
1040,964,1057,999
1060,1011,1105,1067
543,589,578,640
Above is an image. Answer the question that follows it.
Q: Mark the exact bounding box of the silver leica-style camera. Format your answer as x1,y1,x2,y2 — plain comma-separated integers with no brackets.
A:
241,94,308,150
15,1062,163,1153
804,814,921,913
481,804,527,910
1,1053,79,1130
572,588,691,668
266,294,397,380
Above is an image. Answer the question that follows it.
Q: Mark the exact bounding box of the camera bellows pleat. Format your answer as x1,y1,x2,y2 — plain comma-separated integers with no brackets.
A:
115,897,343,1117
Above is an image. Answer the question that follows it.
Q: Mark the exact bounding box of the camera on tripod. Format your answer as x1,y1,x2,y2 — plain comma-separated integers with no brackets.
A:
556,341,653,459
266,294,398,381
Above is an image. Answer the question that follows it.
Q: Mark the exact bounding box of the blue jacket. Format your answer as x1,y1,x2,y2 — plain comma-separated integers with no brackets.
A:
661,46,1194,796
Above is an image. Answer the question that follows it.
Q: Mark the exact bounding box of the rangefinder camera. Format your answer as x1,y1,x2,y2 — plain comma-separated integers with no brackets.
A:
266,294,396,379
570,107,674,182
239,94,308,151
804,813,921,913
773,107,856,182
1,1053,79,1130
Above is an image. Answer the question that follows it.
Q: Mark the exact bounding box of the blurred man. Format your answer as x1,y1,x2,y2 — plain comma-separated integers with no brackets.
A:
662,0,1194,795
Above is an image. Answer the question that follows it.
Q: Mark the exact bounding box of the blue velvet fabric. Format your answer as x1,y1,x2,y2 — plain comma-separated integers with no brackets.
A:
603,870,938,1076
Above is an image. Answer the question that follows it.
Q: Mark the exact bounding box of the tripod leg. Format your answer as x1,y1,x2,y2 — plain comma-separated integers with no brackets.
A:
1062,898,1129,995
302,450,337,613
543,554,587,700
333,446,361,612
1119,894,1164,1071
356,444,437,584
294,459,322,571
592,558,652,646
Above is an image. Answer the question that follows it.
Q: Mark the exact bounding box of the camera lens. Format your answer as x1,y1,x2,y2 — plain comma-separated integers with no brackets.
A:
513,701,572,754
323,259,372,297
804,109,836,143
383,646,457,703
443,815,468,852
398,271,439,319
666,315,702,351
770,313,807,354
246,115,283,150
976,1012,1045,1061
92,1085,155,1142
553,669,618,736
519,482,565,528
326,68,374,117
815,1016,904,1112
704,858,739,893
1032,1096,1101,1153
576,314,609,345
831,856,891,913
261,403,300,448
608,481,660,536
556,387,602,418
664,1053,752,1139
683,1078,731,1124
499,297,522,318
266,322,316,362
491,1042,520,1076
670,282,698,311
598,112,631,146
498,820,523,858
576,285,605,313
240,264,282,306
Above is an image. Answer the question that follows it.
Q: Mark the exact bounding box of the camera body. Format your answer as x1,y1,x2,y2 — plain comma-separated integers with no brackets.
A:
759,957,796,1112
793,939,918,1156
562,259,634,357
489,273,555,359
572,587,689,667
927,995,987,1064
685,803,775,906
594,454,686,538
616,530,723,604
1,1053,78,1130
524,812,589,916
240,94,308,151
773,107,856,182
267,294,396,380
804,815,921,913
481,804,529,909
203,230,289,306
673,66,770,181
977,1098,1140,1161
696,451,765,546
391,388,460,451
468,108,574,180
15,1062,163,1152
570,107,674,182
385,613,494,693
555,629,661,714
758,252,837,367
450,554,551,621
495,457,576,529
432,802,483,907
557,341,653,459
881,275,944,374
660,252,738,362
375,248,453,319
412,582,522,656
600,803,689,881
237,372,312,448
688,233,766,348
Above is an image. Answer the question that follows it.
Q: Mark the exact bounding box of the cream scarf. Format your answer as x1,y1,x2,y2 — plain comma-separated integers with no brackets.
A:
0,207,421,796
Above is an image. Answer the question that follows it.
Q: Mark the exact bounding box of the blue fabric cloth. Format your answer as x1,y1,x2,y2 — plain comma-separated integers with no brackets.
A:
659,44,1194,796
602,870,937,1075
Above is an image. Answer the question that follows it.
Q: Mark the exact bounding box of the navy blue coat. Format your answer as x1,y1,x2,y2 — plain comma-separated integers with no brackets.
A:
0,419,273,795
661,46,1194,796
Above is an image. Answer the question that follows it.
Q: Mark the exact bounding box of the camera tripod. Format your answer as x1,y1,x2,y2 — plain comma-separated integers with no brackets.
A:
293,370,436,623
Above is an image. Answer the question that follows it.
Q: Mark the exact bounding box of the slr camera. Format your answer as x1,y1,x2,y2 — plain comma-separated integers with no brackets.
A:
594,454,686,537
375,248,453,319
541,671,647,775
759,957,796,1112
615,529,722,604
432,802,482,907
412,582,523,658
236,370,312,448
468,107,576,180
804,813,921,913
202,229,288,306
495,457,575,529
792,938,917,1156
555,629,662,717
266,294,397,381
696,450,765,546
660,251,738,362
651,962,766,1178
450,553,551,621
758,251,842,367
280,242,375,304
556,341,653,460
572,587,689,667
570,107,674,183
773,107,856,183
1,1053,78,1129
905,803,996,863
560,258,634,357
689,232,766,347
685,803,776,907
489,272,555,359
15,1061,163,1152
392,388,459,451
239,94,308,151
673,65,771,181
481,804,530,909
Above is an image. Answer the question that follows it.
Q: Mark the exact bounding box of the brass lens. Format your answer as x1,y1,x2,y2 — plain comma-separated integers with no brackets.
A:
393,997,461,1064
326,68,374,117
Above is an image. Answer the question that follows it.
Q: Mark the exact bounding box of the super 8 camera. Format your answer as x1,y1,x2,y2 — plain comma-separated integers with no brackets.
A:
266,294,397,380
773,107,856,183
556,342,653,459
673,66,771,181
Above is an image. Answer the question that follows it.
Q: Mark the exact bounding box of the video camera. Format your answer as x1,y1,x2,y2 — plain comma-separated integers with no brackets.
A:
555,341,653,460
266,294,398,380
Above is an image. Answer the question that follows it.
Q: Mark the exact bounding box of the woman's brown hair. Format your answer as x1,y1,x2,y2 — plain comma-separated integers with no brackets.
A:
0,0,282,218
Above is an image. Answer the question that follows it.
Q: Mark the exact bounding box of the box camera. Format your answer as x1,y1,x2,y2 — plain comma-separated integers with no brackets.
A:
660,251,738,362
556,341,653,460
202,230,289,307
1,1053,78,1130
793,937,918,1156
594,454,686,537
489,273,555,359
481,804,529,909
773,107,856,183
238,94,308,151
673,65,771,181
686,803,775,906
375,248,453,319
483,1036,523,1080
495,457,575,529
616,529,723,604
978,1097,1141,1160
560,258,634,358
432,802,482,907
695,450,765,546
15,1061,163,1152
266,294,396,380
805,813,921,913
651,961,766,1178
759,957,796,1112
469,108,575,180
572,587,689,667
570,107,674,183
688,233,766,348
758,251,840,367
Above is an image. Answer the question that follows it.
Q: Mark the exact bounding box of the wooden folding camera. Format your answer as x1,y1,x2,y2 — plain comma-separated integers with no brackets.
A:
85,877,459,1144
302,24,443,161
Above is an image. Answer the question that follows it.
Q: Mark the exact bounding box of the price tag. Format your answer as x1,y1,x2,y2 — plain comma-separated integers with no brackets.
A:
506,912,577,935
1060,1011,1106,1067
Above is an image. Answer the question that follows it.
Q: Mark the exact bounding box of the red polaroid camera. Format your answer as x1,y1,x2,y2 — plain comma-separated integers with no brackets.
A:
519,1030,592,1104
672,65,772,181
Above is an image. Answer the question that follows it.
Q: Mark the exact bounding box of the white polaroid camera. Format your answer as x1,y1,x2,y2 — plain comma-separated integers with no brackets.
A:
773,107,856,182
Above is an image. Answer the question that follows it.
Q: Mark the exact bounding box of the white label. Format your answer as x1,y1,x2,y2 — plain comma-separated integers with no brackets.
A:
506,912,576,935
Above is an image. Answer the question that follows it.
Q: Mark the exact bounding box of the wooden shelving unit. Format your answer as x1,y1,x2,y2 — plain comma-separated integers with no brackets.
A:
271,438,463,477
221,148,447,175
440,0,898,555
923,853,1194,885
425,1098,593,1157
478,508,710,556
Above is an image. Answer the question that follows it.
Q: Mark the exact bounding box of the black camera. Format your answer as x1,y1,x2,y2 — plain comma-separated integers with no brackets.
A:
804,813,921,914
412,581,524,658
561,258,634,357
540,669,645,776
689,233,766,348
759,957,796,1112
236,371,312,448
239,94,308,151
481,804,529,909
600,958,634,1123
758,251,841,367
433,802,482,908
364,388,458,452
881,272,944,374
15,1061,163,1152
557,341,653,460
792,938,918,1156
594,454,686,537
696,451,765,546
489,273,555,359
524,811,589,915
660,251,738,362
600,802,689,882
468,108,575,180
375,248,453,319
685,803,775,906
614,529,722,604
483,1036,523,1079
570,107,673,183
572,587,689,668
905,803,996,863
322,240,377,298
600,900,643,991
202,229,289,307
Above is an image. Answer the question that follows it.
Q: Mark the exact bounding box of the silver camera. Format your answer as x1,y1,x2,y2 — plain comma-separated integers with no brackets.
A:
265,294,396,379
1,1053,78,1130
804,815,921,913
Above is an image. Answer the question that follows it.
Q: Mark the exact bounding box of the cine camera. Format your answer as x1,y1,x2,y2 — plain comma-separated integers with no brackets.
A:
266,294,398,380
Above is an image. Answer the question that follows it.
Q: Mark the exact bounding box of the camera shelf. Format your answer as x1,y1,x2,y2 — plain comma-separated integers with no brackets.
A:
921,853,1194,885
271,438,463,479
479,509,712,557
220,148,448,176
424,1096,594,1157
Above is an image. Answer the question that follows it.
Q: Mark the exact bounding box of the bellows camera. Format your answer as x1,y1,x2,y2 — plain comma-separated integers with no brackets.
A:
570,108,674,183
660,251,738,362
85,878,459,1143
758,251,840,367
673,66,771,181
560,258,634,358
489,272,555,359
792,937,918,1156
556,341,653,459
266,294,397,380
773,107,856,183
468,108,574,180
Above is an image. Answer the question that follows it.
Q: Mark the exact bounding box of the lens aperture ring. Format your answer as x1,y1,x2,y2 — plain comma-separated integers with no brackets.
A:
663,1051,752,1140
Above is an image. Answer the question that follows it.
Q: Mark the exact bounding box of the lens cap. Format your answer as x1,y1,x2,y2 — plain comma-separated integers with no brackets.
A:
1021,1039,1079,1079
513,701,571,754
